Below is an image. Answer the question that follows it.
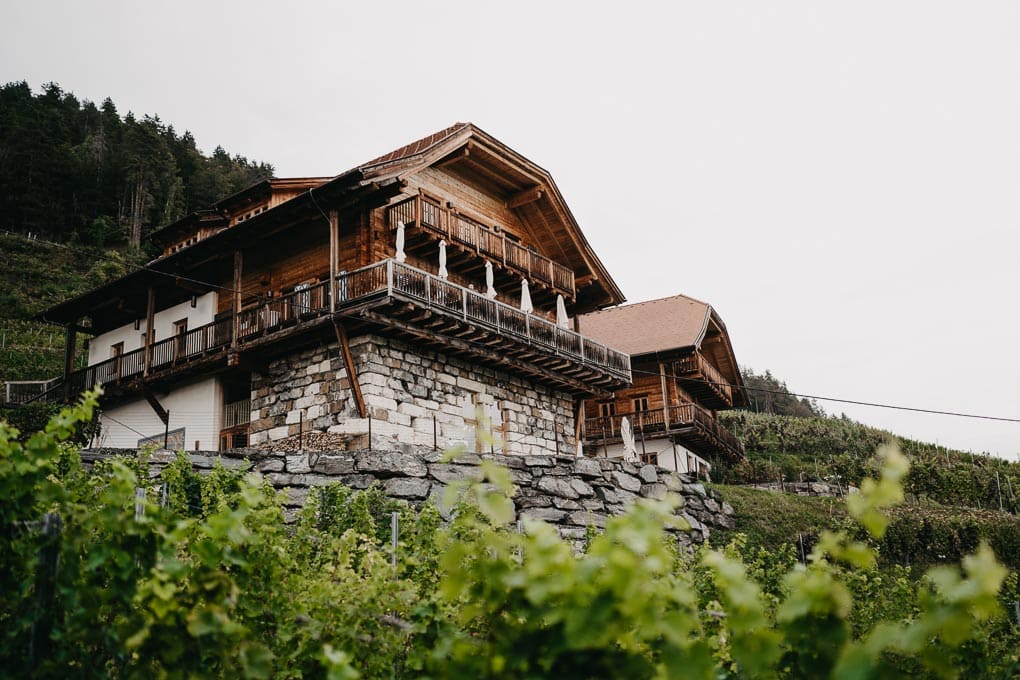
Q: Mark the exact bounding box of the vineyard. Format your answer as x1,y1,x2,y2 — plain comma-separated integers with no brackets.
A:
717,410,1020,513
1,393,1019,677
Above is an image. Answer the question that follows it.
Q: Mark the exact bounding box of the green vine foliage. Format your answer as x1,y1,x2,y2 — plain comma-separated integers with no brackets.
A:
1,390,1018,677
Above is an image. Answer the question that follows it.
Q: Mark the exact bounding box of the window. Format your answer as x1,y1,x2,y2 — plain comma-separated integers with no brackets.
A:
110,342,123,358
632,396,650,413
598,401,616,418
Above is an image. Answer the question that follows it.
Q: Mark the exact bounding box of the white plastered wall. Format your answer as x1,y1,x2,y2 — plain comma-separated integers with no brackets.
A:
87,292,222,450
94,378,223,450
593,438,711,476
88,293,218,364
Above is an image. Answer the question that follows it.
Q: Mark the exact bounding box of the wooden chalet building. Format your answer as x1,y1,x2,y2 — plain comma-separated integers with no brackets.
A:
38,123,634,454
576,295,746,476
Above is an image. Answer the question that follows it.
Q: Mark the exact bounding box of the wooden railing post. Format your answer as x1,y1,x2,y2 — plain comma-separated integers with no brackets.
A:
386,259,394,294
143,287,155,377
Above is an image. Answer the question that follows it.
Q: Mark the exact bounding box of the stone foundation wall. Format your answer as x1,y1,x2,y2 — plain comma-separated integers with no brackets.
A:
745,481,858,497
82,448,736,546
249,334,576,456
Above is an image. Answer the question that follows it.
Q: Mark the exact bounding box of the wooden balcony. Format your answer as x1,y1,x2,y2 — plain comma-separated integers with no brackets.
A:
58,259,630,401
674,353,734,409
386,192,576,298
583,402,744,463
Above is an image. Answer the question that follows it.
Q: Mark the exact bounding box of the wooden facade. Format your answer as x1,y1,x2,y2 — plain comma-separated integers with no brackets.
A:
577,295,746,466
37,124,632,448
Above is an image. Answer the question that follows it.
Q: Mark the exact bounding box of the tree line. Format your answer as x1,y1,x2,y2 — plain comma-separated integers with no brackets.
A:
0,81,273,251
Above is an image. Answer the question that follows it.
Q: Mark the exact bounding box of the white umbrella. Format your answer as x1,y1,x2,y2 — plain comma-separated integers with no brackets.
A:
395,220,406,263
519,278,533,314
620,417,638,462
438,240,448,279
556,294,569,329
484,261,497,299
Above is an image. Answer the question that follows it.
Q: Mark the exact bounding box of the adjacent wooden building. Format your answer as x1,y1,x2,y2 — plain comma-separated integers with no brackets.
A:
577,294,746,476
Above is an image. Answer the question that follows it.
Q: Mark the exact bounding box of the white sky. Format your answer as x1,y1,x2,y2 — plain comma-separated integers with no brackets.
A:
3,1,1018,459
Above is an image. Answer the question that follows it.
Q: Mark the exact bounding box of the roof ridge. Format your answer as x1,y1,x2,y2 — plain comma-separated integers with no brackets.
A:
581,292,710,317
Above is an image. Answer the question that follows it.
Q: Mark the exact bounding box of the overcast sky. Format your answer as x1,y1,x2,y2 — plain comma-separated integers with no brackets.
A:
3,1,1018,459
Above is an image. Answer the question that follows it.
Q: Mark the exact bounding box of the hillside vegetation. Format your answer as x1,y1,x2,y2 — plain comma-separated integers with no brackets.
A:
0,81,276,385
0,81,272,249
1,395,1017,678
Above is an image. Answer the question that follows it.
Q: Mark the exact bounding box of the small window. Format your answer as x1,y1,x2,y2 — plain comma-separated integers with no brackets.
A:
598,401,616,418
110,342,123,358
632,396,650,413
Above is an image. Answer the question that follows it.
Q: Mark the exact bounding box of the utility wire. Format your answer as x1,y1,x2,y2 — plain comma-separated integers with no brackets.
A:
628,367,1020,424
23,234,1020,426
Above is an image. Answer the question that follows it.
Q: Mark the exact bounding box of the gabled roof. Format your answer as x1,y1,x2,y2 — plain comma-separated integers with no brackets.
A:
355,122,625,309
577,294,714,357
361,122,470,170
577,292,746,404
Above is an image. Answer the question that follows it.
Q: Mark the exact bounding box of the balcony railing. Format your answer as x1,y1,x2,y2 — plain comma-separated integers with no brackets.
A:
61,259,630,397
675,353,733,406
385,192,575,298
2,379,59,405
222,399,251,429
583,402,744,460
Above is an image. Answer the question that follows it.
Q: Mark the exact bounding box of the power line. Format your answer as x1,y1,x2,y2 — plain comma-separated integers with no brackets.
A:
629,367,1020,424
24,234,1020,426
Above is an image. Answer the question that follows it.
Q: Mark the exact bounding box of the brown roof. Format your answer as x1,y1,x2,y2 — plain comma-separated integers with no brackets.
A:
361,122,470,170
577,294,713,357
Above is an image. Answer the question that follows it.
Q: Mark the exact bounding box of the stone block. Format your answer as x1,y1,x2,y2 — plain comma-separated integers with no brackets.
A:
286,453,312,474
569,479,595,497
356,451,427,477
611,471,642,493
521,507,567,523
567,510,607,528
684,483,708,498
640,483,668,500
524,455,555,467
429,463,484,484
311,455,356,475
639,465,658,484
384,477,431,499
536,476,579,499
573,457,602,478
552,497,582,511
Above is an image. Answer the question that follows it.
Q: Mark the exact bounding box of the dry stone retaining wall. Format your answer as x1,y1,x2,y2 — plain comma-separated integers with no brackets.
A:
82,448,735,546
249,334,575,456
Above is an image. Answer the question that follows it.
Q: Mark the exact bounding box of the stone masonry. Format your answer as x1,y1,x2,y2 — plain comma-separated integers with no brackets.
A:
249,334,576,456
82,448,736,547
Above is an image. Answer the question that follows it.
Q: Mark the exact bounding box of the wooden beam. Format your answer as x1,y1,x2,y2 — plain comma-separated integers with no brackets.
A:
436,146,470,168
143,287,155,377
174,277,213,295
143,390,170,425
62,322,77,402
332,319,366,418
329,209,339,313
231,250,243,349
506,186,543,209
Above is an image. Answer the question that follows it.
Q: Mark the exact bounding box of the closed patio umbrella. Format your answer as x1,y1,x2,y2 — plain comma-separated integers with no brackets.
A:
438,240,448,279
556,294,569,329
519,278,533,314
485,261,497,299
395,221,406,263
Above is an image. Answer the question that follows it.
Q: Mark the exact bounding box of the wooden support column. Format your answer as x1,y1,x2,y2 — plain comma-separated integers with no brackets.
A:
573,398,584,454
332,319,366,418
143,287,155,377
61,322,77,402
329,209,339,313
659,362,670,428
231,250,243,348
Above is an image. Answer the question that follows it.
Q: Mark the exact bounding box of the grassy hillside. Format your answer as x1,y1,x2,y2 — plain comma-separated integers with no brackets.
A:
711,483,1020,571
716,410,1020,513
0,232,140,382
